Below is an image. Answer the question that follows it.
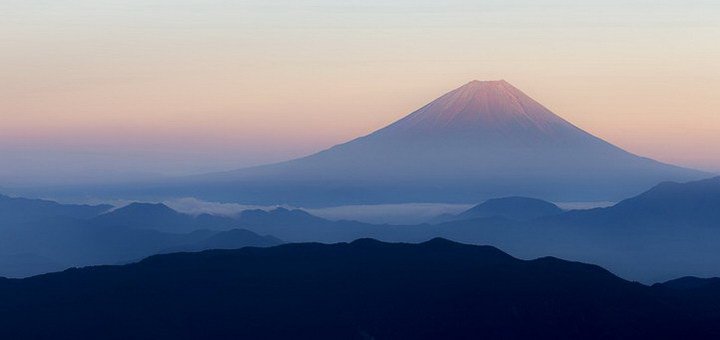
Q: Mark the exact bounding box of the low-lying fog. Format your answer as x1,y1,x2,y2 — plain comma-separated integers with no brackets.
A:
53,197,616,225
162,198,615,224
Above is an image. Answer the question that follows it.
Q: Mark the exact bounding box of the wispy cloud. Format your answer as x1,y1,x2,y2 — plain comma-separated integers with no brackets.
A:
163,197,280,217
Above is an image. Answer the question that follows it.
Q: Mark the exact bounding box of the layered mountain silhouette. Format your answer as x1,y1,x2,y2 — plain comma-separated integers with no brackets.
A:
218,177,720,282
659,276,720,291
158,229,282,254
1,239,719,339
2,176,719,280
547,176,720,228
160,80,706,206
427,177,720,281
91,202,238,233
0,198,282,277
0,194,111,225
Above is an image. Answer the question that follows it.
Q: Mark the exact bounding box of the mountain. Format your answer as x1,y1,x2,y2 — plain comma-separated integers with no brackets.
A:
91,202,239,233
0,239,719,339
81,177,720,283
0,221,282,278
239,207,327,226
0,216,211,277
0,253,65,278
600,176,720,227
222,177,720,282
654,276,720,326
0,198,283,277
433,196,563,223
439,176,720,282
0,194,111,226
2,176,719,280
144,80,706,206
659,277,720,291
549,176,720,228
159,228,282,253
235,207,392,243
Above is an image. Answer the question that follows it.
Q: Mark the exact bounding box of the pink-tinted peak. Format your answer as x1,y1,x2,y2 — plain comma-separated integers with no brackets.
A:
384,80,577,138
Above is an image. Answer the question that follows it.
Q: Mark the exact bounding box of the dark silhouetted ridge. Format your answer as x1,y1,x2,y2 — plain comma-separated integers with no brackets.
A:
2,239,720,339
660,276,720,291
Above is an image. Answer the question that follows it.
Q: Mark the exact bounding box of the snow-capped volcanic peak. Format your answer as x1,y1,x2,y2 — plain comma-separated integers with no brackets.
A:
375,80,587,144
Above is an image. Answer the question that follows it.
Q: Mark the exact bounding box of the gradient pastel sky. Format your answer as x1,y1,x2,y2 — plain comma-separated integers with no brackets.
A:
1,0,719,185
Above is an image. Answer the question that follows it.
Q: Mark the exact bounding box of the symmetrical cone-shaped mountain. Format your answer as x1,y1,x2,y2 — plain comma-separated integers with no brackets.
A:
376,80,590,141
180,80,708,206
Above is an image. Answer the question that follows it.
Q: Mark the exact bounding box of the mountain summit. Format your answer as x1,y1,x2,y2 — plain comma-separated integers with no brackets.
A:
376,80,583,141
172,80,706,206
352,80,622,153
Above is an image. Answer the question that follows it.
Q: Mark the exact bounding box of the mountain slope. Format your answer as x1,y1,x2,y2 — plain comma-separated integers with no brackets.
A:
600,176,720,227
0,239,717,339
660,277,720,291
169,80,706,206
91,203,239,233
549,176,720,228
0,194,111,226
159,228,282,253
0,220,281,278
0,199,283,277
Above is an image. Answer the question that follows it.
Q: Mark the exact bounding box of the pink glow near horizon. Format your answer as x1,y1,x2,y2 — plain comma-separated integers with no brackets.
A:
1,1,719,184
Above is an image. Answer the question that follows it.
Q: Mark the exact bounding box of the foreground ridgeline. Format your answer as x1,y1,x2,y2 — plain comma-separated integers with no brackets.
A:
0,239,719,339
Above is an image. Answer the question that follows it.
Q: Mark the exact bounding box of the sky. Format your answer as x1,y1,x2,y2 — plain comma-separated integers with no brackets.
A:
1,0,719,185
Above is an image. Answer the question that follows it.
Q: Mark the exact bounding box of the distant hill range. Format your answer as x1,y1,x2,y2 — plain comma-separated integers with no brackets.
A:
1,239,719,339
0,198,282,278
0,194,112,224
1,176,719,281
214,176,720,282
90,202,239,233
120,80,708,206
